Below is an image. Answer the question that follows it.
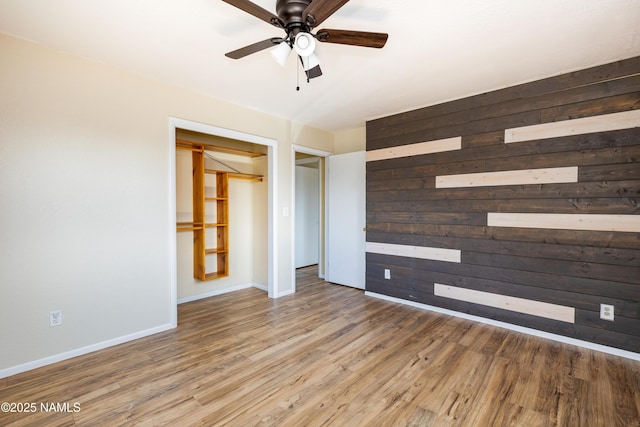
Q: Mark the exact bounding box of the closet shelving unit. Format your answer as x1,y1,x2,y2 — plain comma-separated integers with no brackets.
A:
176,139,263,281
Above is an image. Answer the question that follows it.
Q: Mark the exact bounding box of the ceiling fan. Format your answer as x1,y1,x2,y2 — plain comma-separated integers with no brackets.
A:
222,0,388,80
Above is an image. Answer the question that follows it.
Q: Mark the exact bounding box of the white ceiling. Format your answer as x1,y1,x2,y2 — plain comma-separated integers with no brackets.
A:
1,0,639,132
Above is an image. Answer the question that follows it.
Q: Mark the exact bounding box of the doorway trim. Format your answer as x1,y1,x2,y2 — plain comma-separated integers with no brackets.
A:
169,117,278,327
291,144,332,294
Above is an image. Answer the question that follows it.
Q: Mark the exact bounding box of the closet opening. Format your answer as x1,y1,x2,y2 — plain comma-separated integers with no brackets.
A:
169,118,278,327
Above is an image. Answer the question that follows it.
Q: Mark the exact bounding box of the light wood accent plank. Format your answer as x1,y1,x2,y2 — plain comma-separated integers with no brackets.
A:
434,283,576,323
504,110,640,144
366,241,461,263
488,213,640,233
1,266,637,426
366,136,462,162
436,166,578,188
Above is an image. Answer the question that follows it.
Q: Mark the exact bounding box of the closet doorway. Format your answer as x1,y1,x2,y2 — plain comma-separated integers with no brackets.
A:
169,118,278,326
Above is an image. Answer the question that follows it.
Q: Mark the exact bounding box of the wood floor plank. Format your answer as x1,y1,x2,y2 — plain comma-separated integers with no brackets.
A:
1,265,639,426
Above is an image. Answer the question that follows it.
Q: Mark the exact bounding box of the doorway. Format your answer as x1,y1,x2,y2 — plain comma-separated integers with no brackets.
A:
291,147,366,292
169,118,278,327
295,154,320,269
292,145,331,292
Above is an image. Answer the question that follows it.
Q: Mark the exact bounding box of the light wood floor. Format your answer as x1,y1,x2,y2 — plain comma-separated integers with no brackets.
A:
2,266,639,426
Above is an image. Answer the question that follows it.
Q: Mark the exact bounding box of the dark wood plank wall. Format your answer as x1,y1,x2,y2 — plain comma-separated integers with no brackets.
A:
365,57,640,353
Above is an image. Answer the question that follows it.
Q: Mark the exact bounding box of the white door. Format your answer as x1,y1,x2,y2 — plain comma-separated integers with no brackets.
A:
326,151,366,289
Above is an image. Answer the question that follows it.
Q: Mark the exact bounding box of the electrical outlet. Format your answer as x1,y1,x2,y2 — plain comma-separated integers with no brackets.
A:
49,310,63,327
600,304,614,321
384,269,391,280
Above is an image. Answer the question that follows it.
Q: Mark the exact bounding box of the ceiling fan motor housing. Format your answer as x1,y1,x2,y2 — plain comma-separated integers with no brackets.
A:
276,0,312,30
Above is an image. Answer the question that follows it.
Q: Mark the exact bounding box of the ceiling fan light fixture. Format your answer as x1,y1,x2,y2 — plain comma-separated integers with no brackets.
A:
270,41,292,66
294,32,316,57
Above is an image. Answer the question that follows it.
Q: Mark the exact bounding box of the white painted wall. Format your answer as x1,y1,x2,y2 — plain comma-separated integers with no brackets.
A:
0,33,333,376
252,156,269,288
333,127,366,154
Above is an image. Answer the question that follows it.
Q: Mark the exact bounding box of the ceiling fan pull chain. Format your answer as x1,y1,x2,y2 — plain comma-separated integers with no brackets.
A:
296,56,300,91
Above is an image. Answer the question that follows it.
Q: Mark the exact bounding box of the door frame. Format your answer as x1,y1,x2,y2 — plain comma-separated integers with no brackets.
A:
291,144,332,293
294,156,320,269
169,117,278,327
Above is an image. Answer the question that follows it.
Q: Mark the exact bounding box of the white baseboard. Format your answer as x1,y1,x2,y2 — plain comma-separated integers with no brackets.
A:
275,289,295,298
252,283,268,292
177,283,266,304
0,323,174,379
3,283,269,379
365,291,640,362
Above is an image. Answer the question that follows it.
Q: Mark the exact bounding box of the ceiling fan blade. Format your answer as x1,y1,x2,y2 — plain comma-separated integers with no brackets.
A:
222,0,283,28
225,38,281,59
316,29,388,48
302,0,351,27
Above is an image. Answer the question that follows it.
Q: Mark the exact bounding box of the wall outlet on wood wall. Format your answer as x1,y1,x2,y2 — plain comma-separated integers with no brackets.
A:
600,304,614,321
